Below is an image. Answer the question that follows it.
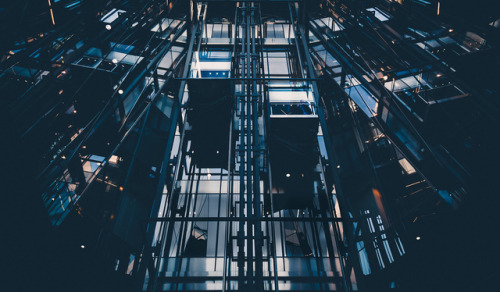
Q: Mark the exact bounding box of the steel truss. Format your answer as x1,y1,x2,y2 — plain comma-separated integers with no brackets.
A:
136,2,360,291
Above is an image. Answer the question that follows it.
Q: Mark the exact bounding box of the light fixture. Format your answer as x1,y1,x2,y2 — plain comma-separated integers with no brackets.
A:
119,186,124,191
383,75,388,81
105,24,112,30
80,245,85,249
118,89,124,95
436,73,442,77
112,58,118,64
416,236,421,241
449,28,453,33
286,173,291,178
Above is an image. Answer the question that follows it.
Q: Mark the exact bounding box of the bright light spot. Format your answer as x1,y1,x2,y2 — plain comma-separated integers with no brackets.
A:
81,245,85,249
118,89,124,95
286,173,291,178
416,236,421,241
112,58,118,64
436,73,442,77
449,29,453,33
106,24,112,30
383,75,388,81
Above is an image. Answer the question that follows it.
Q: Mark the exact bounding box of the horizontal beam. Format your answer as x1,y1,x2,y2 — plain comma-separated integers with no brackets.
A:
175,77,320,81
147,216,351,223
160,275,343,283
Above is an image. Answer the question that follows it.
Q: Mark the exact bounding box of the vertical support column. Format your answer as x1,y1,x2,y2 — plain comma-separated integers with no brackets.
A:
237,5,248,290
244,4,255,290
236,4,265,290
135,10,201,290
292,4,359,292
251,5,264,291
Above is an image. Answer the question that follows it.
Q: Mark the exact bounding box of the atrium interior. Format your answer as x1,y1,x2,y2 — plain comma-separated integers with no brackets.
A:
2,0,500,291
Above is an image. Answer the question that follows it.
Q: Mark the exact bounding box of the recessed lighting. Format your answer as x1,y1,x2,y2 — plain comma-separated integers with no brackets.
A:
80,245,85,249
448,28,453,33
436,73,442,77
112,58,118,64
118,89,124,94
286,173,291,178
416,236,421,241
383,75,388,81
106,24,112,30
